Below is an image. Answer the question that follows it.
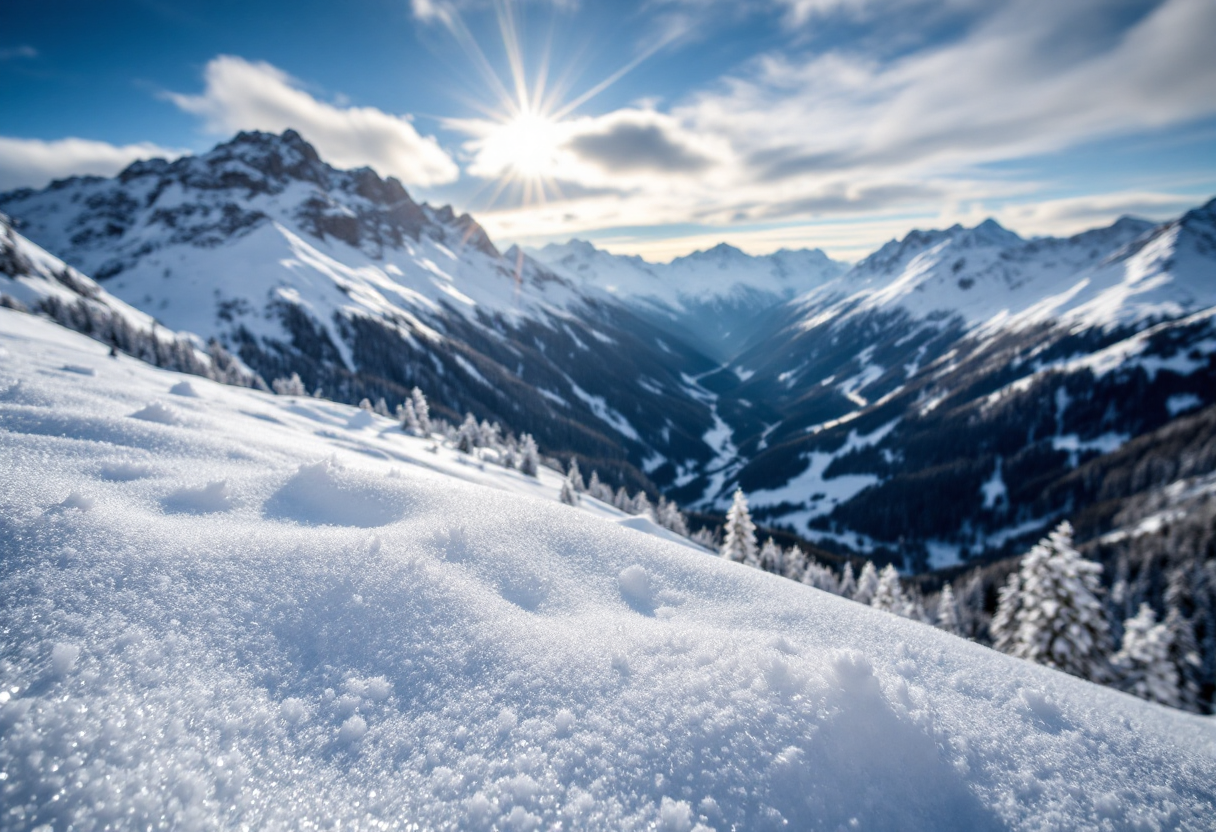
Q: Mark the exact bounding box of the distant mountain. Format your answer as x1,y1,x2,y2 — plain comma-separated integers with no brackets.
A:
3,128,1214,573
687,201,1216,568
534,239,845,360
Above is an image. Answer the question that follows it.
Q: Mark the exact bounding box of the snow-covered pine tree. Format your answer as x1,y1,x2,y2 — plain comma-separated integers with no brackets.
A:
456,413,479,454
837,562,857,599
656,497,690,537
1164,568,1204,713
783,546,807,582
272,372,307,396
802,560,839,593
719,488,758,565
853,562,879,605
358,398,373,411
410,387,431,436
500,441,518,470
1007,522,1113,682
559,475,580,506
870,564,909,616
936,583,963,636
613,487,631,511
690,526,719,551
989,571,1023,653
518,433,539,477
374,398,390,417
567,457,586,493
758,538,783,573
479,419,501,450
1112,604,1181,708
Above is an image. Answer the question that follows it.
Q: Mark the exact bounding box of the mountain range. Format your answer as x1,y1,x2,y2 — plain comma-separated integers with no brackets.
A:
3,128,1213,572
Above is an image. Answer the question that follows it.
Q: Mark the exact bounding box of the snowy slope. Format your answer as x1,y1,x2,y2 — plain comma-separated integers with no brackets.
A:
3,308,1216,831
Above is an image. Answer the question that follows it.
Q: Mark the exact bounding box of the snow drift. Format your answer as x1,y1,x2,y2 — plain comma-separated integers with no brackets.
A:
1,309,1214,831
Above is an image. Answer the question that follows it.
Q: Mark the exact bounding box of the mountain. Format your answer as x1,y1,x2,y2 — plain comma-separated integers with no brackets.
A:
4,128,1214,574
689,202,1216,568
0,130,730,492
4,305,1214,831
534,239,845,360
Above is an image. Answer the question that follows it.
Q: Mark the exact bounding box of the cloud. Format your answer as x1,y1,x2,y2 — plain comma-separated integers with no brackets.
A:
0,136,183,191
0,45,37,61
566,119,713,174
167,55,458,186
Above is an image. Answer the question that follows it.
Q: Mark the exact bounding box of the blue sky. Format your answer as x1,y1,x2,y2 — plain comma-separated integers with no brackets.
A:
2,0,1214,261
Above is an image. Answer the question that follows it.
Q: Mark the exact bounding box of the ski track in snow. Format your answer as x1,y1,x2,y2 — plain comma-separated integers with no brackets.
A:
2,309,1216,831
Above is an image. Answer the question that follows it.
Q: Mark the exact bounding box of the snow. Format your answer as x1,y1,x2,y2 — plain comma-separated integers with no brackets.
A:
1166,393,1202,416
981,458,1007,510
3,308,1216,831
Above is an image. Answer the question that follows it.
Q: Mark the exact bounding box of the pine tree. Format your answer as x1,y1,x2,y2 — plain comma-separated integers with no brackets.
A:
690,527,719,550
990,570,1023,653
359,398,373,411
374,397,390,417
853,562,879,605
456,413,479,454
758,537,783,573
272,372,306,396
1006,522,1113,682
613,486,631,511
801,560,840,593
559,475,580,506
783,546,807,582
410,387,431,436
1164,568,1204,713
837,562,857,599
630,491,653,519
1113,604,1181,708
518,433,539,477
936,583,963,636
871,564,909,616
719,488,757,564
656,497,690,537
479,419,501,450
567,457,586,493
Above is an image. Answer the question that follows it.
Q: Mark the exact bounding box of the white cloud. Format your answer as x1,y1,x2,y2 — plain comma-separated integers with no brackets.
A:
0,136,183,192
470,0,1215,251
167,55,458,187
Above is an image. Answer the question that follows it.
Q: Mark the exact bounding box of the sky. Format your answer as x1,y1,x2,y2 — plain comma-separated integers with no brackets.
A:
2,0,1215,262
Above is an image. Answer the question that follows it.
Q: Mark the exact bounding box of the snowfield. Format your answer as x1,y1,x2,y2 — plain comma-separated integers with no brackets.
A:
2,309,1215,831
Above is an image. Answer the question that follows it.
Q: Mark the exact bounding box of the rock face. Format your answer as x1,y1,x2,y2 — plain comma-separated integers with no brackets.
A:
3,129,1215,571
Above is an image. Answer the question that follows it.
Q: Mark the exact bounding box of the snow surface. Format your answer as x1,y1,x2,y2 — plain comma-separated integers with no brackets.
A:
3,308,1216,831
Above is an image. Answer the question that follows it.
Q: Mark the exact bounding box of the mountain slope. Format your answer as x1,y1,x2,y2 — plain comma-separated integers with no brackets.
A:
3,307,1214,831
0,130,725,490
688,203,1216,567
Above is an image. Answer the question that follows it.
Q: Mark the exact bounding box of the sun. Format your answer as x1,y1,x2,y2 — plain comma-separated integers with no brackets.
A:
487,111,562,180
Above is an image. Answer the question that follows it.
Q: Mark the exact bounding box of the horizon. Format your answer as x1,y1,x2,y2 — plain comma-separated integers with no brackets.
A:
3,0,1215,261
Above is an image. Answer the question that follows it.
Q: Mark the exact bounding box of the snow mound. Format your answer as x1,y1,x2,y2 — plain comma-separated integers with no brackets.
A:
264,458,411,527
163,480,235,514
2,309,1215,832
129,401,182,425
170,380,200,397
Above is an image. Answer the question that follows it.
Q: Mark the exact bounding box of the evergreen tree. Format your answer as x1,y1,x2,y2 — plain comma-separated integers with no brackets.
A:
374,397,390,417
567,457,586,493
500,441,518,470
758,537,783,573
783,546,807,582
690,526,719,551
272,372,307,396
613,486,631,511
456,413,479,454
630,491,653,519
518,433,539,477
479,419,501,450
1006,522,1113,682
587,470,611,502
410,387,431,436
936,583,963,636
837,562,857,599
559,475,580,506
656,497,690,537
989,571,1023,653
802,560,840,593
1164,568,1204,713
358,397,373,411
1112,604,1181,708
853,562,879,605
719,488,757,565
871,564,909,616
